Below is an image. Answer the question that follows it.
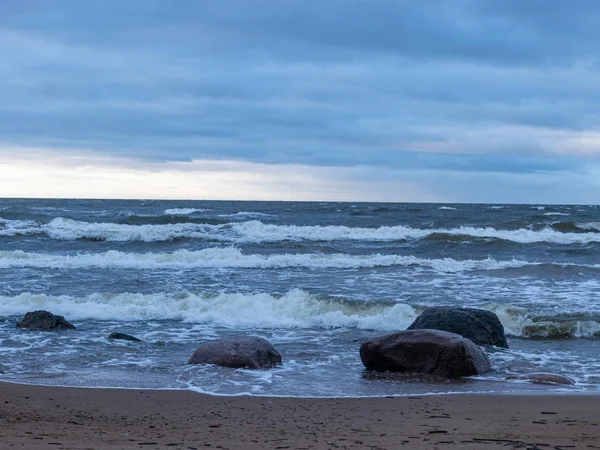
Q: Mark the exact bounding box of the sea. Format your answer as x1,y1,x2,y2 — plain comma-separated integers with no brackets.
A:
0,198,599,397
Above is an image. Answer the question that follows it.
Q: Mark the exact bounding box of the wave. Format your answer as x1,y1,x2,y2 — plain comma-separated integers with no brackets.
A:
218,212,277,219
550,221,584,233
438,206,457,210
118,215,227,226
0,290,417,330
2,289,598,338
163,208,211,215
0,218,39,237
491,305,600,339
3,217,600,245
40,218,218,242
0,249,542,272
579,222,600,232
550,221,600,233
232,221,600,245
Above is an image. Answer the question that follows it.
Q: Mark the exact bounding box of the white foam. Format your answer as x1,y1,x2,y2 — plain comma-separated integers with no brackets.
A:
4,217,600,245
43,218,216,242
231,221,429,242
0,249,538,272
0,289,417,330
218,212,276,219
489,305,532,337
0,218,40,236
438,206,457,210
164,208,211,215
543,212,570,216
231,221,600,245
488,304,600,338
580,222,600,231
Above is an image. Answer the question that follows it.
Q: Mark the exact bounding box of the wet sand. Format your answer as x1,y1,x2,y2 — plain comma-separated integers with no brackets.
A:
1,381,599,449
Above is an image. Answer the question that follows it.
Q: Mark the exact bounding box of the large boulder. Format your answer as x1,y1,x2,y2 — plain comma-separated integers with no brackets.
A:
360,329,491,378
407,307,508,348
16,310,76,331
188,336,282,369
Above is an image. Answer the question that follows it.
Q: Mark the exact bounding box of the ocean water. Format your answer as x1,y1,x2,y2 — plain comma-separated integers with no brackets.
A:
0,199,599,397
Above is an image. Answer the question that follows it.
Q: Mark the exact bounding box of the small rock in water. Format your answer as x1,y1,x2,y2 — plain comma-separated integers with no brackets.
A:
16,310,76,331
108,332,142,342
506,373,575,386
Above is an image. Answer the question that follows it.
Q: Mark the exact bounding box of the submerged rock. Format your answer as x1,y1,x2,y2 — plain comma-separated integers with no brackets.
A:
188,336,282,369
360,329,491,378
408,307,509,348
108,332,142,342
506,373,575,386
16,310,76,331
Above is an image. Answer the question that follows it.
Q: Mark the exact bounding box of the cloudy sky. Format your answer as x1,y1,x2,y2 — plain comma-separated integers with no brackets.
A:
1,0,599,203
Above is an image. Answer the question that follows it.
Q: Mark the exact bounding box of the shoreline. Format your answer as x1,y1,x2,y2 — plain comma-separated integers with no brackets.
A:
1,381,599,449
0,378,596,398
2,376,596,398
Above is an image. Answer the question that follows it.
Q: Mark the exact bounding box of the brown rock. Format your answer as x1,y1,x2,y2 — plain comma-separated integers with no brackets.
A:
16,310,76,331
188,336,281,369
360,329,491,378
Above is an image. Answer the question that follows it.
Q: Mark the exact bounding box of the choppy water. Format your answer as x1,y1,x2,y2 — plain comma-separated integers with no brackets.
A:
1,199,599,396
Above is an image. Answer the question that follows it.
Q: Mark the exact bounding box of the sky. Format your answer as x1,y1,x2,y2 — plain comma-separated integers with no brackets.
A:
1,0,599,203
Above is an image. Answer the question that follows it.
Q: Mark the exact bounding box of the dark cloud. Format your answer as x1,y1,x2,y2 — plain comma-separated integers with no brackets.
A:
0,0,599,184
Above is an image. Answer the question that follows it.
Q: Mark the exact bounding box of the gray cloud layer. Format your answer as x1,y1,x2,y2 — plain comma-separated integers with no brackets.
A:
1,0,599,200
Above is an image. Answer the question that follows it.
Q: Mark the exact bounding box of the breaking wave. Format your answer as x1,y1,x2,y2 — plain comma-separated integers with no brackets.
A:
0,218,39,237
2,289,598,338
218,212,277,219
0,249,541,272
3,217,600,244
491,305,600,339
163,208,211,215
0,290,417,330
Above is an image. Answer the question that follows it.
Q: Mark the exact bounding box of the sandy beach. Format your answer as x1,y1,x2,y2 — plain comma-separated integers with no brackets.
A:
1,382,598,449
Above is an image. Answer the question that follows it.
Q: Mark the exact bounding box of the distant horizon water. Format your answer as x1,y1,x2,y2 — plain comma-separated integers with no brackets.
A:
3,196,600,206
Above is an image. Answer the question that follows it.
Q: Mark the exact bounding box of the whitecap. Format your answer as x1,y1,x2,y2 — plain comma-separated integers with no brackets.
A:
218,212,276,219
0,249,537,272
579,222,600,232
6,217,600,245
0,290,418,330
164,208,211,215
232,221,600,245
487,304,600,338
0,218,40,236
